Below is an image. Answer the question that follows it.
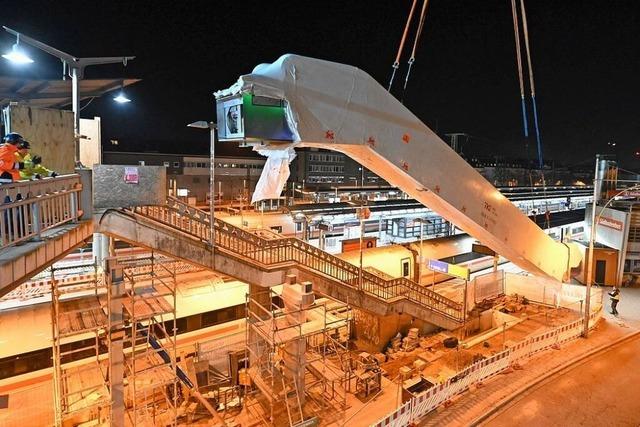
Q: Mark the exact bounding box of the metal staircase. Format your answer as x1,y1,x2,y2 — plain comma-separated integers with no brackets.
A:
99,197,463,327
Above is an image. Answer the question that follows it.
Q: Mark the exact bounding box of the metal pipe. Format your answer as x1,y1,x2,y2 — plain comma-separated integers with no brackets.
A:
71,68,80,164
583,155,599,337
210,124,216,248
359,207,364,292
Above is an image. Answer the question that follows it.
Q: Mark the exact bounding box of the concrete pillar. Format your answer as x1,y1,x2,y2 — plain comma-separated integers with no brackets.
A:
248,283,271,315
92,233,110,270
280,277,313,404
76,168,93,220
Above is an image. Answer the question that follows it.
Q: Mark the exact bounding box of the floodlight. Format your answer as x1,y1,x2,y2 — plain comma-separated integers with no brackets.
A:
113,92,131,103
2,42,33,64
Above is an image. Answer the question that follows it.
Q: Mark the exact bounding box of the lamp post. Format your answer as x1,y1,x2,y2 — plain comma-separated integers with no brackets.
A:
412,217,431,284
187,121,216,248
2,26,134,165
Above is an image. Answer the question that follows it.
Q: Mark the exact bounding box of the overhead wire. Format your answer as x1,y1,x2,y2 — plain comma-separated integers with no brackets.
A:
401,0,430,102
388,0,419,92
79,96,96,112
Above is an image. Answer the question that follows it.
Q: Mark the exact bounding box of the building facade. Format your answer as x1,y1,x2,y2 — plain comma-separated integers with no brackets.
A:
289,148,388,189
102,151,265,203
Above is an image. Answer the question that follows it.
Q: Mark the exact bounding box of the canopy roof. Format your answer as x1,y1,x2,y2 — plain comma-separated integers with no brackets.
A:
0,77,140,108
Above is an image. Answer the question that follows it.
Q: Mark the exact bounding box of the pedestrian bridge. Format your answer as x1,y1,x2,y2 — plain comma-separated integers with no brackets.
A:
96,197,464,329
0,175,92,296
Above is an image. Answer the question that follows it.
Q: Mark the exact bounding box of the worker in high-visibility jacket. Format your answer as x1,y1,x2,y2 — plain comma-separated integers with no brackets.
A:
608,286,620,316
0,133,28,183
15,140,58,180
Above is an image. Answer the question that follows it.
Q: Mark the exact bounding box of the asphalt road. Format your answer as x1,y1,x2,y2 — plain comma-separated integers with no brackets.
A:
482,335,640,427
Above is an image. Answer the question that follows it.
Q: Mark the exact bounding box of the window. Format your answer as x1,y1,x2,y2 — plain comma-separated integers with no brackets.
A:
173,162,180,168
309,165,344,173
308,153,344,163
163,161,170,167
401,259,410,278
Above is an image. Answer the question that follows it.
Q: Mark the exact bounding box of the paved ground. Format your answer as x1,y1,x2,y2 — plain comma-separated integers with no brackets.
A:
482,334,640,427
418,286,640,427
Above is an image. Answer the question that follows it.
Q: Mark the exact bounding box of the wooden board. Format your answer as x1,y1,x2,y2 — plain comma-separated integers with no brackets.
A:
6,104,75,174
79,117,102,169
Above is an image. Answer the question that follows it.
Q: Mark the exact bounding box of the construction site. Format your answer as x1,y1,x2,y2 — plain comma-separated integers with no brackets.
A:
3,2,638,427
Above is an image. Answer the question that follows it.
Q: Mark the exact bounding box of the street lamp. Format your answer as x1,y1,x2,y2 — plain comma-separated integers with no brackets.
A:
113,83,132,103
2,26,135,164
187,121,216,248
2,34,33,64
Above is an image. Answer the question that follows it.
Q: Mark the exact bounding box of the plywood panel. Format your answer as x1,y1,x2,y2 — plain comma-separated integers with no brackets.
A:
6,104,75,174
80,116,102,169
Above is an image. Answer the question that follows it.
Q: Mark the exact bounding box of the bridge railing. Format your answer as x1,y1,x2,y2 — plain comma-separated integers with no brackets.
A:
0,175,82,249
133,198,464,322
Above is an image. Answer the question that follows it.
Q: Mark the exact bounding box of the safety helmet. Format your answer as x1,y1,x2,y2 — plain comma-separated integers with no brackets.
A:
2,132,26,145
17,140,30,150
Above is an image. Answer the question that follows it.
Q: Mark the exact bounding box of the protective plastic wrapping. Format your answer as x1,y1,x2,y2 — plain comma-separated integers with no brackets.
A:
251,148,295,203
215,54,580,280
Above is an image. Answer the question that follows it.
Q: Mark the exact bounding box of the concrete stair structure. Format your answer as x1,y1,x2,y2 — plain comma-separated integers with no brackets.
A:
96,198,463,330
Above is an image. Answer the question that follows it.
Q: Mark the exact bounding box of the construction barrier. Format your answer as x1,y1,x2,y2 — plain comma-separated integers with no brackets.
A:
373,401,412,427
370,306,603,427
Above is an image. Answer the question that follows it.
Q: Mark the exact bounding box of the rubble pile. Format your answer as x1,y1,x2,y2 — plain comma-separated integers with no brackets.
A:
402,328,420,351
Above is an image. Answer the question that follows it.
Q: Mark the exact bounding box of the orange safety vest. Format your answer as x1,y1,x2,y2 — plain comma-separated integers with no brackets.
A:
0,143,20,182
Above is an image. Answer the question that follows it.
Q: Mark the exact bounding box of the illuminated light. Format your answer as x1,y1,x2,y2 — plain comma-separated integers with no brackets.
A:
2,43,33,64
113,92,131,103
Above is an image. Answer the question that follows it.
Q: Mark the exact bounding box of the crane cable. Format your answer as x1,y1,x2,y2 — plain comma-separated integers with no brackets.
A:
519,0,549,226
388,0,419,92
510,0,528,138
401,0,430,101
519,0,543,170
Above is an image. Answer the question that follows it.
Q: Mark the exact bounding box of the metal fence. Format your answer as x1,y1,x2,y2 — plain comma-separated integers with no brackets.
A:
473,270,505,303
0,174,81,249
370,306,603,427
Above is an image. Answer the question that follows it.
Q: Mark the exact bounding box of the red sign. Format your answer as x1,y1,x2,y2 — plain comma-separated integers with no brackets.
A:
598,216,623,231
124,167,139,184
341,237,377,252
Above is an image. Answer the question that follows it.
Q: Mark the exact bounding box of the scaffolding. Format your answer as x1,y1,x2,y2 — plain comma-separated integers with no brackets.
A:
119,255,179,426
50,261,111,426
245,281,353,427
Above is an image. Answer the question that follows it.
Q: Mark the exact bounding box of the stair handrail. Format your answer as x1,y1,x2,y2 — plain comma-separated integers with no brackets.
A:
132,199,463,321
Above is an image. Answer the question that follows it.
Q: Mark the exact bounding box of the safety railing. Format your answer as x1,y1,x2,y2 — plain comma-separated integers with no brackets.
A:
131,197,464,322
0,174,82,249
371,306,603,427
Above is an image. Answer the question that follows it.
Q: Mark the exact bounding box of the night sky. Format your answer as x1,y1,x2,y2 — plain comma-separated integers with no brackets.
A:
1,1,638,167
